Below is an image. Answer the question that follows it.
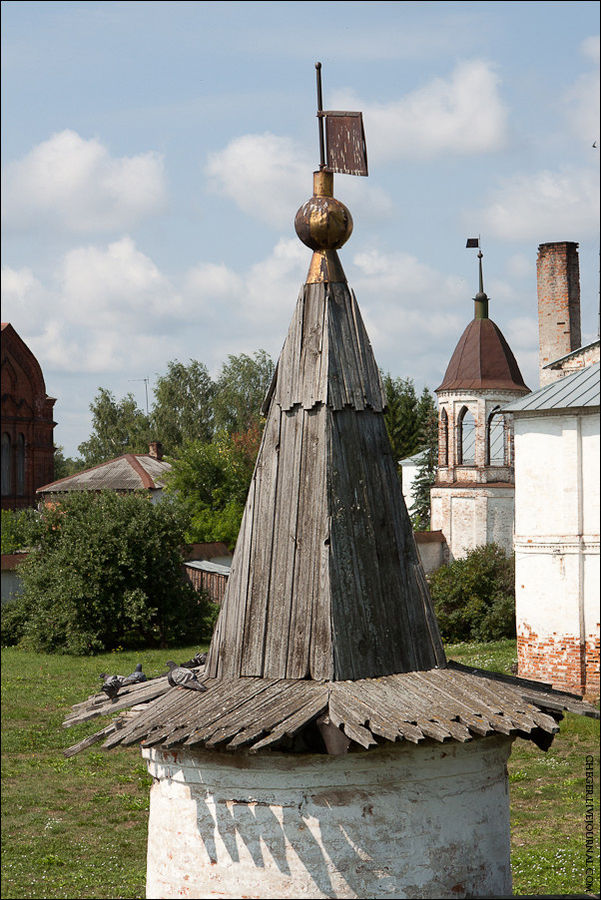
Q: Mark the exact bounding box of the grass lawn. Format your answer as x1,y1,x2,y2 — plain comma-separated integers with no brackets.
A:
1,640,599,898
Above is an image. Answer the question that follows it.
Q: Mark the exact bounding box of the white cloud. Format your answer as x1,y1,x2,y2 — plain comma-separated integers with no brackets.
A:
58,236,181,328
206,133,307,228
2,130,167,233
205,132,393,228
332,60,508,163
473,166,600,241
562,71,600,143
581,35,600,64
352,248,467,307
505,253,533,280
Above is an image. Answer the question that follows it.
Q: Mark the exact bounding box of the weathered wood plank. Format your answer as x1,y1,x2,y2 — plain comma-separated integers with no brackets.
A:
64,722,120,757
263,407,304,675
239,409,282,676
248,690,330,752
287,406,328,678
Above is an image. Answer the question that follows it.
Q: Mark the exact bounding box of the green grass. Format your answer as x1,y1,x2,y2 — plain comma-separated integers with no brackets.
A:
1,645,206,900
1,641,599,898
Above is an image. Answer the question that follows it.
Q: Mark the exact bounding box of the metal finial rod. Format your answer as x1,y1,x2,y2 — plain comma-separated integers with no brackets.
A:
315,62,326,170
478,249,484,295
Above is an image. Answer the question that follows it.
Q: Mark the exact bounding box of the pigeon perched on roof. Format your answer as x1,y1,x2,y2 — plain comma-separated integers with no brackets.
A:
165,660,207,692
99,673,124,700
121,663,147,685
179,651,207,669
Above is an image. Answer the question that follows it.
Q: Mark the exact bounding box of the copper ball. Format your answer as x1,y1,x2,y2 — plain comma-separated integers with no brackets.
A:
294,195,353,251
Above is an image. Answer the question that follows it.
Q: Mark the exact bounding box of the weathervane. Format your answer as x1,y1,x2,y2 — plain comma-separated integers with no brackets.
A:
315,62,368,176
466,236,489,319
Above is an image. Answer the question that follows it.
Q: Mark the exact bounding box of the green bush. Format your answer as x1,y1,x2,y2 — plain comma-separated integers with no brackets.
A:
0,507,42,554
1,491,218,654
428,543,516,642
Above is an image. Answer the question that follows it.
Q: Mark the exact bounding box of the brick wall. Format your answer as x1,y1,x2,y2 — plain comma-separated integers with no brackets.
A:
1,324,55,510
537,242,581,387
518,625,600,698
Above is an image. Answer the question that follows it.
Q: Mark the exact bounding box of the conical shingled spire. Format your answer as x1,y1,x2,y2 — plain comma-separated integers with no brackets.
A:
206,172,446,682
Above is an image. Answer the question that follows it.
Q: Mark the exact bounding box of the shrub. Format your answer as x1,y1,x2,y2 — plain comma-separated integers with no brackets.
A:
1,491,217,654
428,543,515,643
0,507,42,554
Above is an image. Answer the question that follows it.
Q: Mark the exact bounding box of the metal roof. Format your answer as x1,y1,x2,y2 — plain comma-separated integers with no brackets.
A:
37,454,171,493
183,560,231,577
436,318,529,393
542,339,600,369
504,362,600,414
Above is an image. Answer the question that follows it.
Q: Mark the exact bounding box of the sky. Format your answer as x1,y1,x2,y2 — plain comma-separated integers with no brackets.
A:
1,0,599,458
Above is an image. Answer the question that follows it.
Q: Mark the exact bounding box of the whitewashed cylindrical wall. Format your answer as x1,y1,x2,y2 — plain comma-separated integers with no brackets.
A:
143,735,513,899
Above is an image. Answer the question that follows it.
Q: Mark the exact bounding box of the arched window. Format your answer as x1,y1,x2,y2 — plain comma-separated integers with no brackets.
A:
457,406,476,465
439,408,448,466
17,433,26,496
1,433,11,496
487,408,507,466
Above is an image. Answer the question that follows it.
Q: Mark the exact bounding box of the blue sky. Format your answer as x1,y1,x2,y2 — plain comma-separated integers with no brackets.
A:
2,1,599,457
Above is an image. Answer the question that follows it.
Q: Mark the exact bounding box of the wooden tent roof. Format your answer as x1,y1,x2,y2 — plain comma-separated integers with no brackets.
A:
204,277,445,683
63,171,599,757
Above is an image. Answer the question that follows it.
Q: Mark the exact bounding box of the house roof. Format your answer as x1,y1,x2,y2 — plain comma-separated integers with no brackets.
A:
436,318,529,393
542,339,600,369
37,453,171,494
183,560,231,577
504,362,600,414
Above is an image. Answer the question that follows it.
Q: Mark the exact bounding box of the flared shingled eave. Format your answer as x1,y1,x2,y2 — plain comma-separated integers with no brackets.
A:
436,317,529,393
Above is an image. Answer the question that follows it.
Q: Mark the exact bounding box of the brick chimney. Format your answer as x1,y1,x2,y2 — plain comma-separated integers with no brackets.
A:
148,441,163,461
537,242,581,386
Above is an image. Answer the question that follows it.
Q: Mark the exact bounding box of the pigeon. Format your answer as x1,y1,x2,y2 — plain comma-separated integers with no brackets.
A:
121,663,147,685
99,673,124,700
165,660,207,692
179,651,207,669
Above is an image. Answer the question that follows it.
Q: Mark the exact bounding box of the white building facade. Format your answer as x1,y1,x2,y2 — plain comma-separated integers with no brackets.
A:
507,362,600,697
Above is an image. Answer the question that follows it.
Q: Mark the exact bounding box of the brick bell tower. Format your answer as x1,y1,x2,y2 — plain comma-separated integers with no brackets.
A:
430,246,530,560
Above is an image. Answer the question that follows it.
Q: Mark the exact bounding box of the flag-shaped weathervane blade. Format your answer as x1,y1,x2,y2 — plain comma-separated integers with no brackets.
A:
316,62,368,176
466,237,480,248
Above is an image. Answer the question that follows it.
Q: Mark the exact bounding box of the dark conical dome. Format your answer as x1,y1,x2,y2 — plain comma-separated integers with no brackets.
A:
436,318,529,392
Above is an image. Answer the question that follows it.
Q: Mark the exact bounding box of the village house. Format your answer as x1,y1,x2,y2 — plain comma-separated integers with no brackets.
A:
36,441,170,504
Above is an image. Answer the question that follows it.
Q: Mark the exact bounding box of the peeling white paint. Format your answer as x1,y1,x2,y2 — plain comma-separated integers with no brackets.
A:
144,736,513,899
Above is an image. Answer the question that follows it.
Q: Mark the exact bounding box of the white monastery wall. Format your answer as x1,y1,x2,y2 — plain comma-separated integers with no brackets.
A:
143,736,513,900
514,409,600,695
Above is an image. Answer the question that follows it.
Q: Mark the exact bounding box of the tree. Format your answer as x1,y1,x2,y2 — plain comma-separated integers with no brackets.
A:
78,388,152,466
382,374,437,466
410,393,439,530
150,359,215,455
53,446,85,480
382,374,420,465
428,543,515,643
163,427,258,548
213,350,275,434
1,491,216,654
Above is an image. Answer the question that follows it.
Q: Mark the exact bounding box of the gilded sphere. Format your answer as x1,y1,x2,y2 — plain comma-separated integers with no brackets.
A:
294,195,353,251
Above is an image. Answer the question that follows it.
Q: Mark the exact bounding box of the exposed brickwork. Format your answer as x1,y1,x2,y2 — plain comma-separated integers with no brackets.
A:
518,624,600,699
1,324,55,510
537,242,581,387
